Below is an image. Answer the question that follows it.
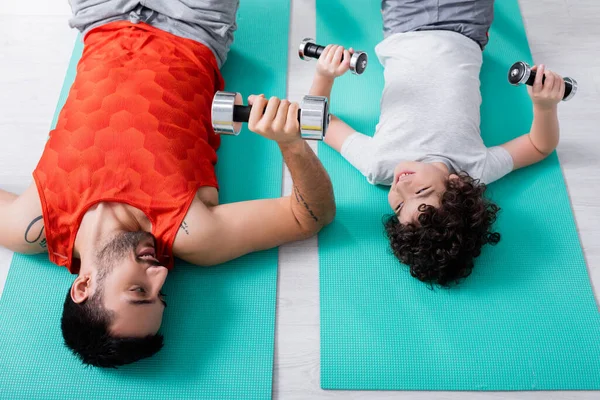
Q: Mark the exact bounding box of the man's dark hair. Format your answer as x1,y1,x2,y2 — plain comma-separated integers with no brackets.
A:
61,290,164,368
384,173,501,286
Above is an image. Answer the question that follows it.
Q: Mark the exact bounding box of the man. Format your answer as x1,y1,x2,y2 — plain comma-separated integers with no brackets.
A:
0,0,335,367
309,0,565,286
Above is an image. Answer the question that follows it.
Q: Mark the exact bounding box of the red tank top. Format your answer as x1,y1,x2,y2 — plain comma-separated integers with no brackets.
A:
33,21,224,273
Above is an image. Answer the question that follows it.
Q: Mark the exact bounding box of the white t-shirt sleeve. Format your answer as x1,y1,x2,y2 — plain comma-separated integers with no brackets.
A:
340,132,375,179
480,146,514,184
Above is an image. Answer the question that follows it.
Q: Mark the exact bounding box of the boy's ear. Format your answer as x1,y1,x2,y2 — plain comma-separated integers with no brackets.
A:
448,174,466,188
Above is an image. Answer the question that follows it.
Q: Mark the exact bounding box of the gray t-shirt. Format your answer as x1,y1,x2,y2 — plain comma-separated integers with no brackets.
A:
341,30,513,186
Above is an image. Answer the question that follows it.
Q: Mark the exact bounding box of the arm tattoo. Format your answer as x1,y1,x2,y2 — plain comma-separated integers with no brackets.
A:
293,186,319,222
24,215,47,249
180,221,190,235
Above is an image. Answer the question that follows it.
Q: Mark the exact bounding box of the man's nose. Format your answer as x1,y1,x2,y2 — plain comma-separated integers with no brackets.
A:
148,266,168,293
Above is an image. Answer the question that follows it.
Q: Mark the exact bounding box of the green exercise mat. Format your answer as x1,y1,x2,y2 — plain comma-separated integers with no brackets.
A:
0,2,289,399
318,0,600,391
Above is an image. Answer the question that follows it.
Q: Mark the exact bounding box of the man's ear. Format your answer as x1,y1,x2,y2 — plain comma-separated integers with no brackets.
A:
70,274,92,304
448,173,459,181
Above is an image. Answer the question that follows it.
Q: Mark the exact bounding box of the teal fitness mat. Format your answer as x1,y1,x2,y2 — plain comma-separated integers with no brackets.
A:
317,0,600,391
0,2,289,399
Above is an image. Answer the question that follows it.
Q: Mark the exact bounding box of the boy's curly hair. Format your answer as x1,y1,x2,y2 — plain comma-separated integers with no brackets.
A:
384,173,500,286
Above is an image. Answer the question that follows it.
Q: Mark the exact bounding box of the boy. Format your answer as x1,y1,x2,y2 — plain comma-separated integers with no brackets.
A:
310,0,565,285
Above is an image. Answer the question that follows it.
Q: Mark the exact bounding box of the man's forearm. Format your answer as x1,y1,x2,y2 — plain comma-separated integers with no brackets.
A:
529,105,560,155
309,74,335,102
279,140,335,231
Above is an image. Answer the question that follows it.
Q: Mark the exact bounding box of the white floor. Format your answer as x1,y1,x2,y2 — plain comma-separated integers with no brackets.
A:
0,1,599,399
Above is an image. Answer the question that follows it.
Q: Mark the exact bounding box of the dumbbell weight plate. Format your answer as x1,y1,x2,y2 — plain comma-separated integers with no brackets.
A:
212,91,243,135
300,95,329,141
350,52,368,75
508,61,531,86
298,37,314,61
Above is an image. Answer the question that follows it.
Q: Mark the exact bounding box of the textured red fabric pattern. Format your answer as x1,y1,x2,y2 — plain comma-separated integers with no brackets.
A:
34,21,224,273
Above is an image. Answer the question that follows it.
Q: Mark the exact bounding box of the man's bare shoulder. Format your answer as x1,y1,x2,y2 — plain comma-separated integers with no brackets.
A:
171,187,218,258
0,183,47,254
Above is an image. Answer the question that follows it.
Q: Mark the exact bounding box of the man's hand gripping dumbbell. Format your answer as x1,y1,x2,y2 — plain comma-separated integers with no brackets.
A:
212,92,330,140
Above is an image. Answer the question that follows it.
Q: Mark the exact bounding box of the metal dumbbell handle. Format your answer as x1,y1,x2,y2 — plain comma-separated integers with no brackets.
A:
303,42,326,59
299,38,368,75
232,105,301,125
508,61,577,101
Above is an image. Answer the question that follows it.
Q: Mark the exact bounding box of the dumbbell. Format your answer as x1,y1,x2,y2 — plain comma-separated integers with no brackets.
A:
211,91,330,141
298,38,368,75
508,61,577,101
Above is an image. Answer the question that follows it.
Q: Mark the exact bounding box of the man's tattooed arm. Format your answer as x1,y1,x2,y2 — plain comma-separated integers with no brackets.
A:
0,185,46,254
24,215,46,249
279,140,335,231
179,221,190,235
293,186,318,222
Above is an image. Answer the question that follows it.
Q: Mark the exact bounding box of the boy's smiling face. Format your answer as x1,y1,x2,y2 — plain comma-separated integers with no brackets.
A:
388,161,457,224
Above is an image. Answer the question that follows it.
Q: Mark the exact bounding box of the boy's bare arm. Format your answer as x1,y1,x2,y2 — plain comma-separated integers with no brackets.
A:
308,45,357,153
501,64,564,170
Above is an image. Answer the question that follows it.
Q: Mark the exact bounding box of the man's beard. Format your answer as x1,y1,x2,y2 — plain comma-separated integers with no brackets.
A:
95,231,156,279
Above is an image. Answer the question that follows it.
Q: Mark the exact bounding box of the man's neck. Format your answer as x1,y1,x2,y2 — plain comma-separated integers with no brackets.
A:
73,203,151,271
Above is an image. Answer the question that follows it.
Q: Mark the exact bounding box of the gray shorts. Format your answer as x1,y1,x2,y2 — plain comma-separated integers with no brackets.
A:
381,0,494,49
68,0,240,67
